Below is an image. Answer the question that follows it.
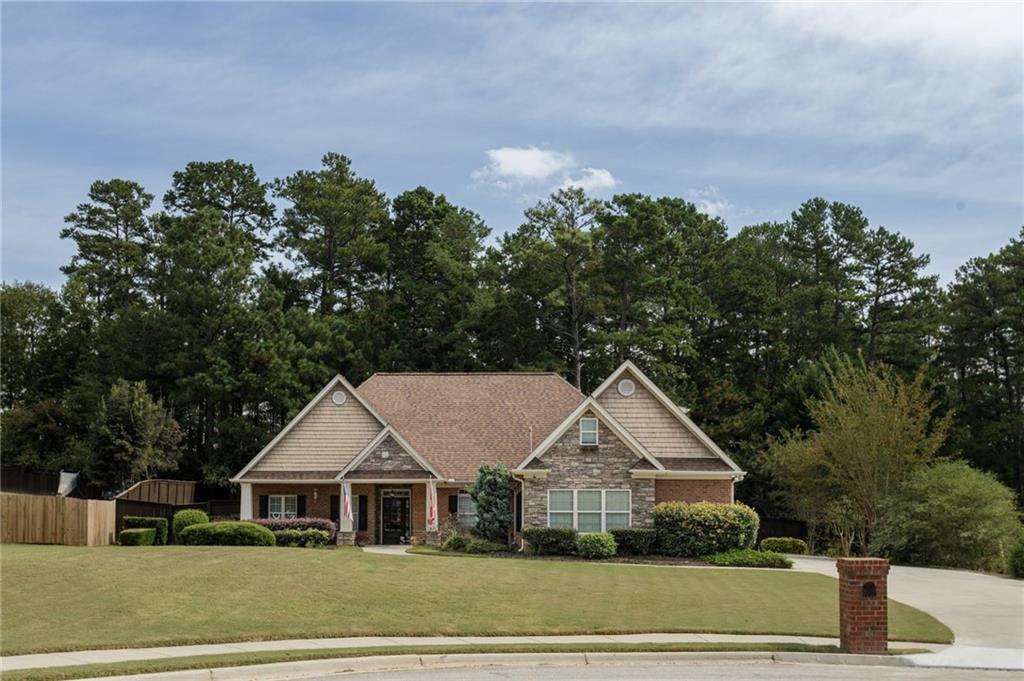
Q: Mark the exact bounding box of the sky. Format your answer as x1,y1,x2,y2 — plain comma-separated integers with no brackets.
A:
2,2,1022,287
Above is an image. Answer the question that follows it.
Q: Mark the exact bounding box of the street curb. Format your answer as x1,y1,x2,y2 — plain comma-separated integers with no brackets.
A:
72,650,924,680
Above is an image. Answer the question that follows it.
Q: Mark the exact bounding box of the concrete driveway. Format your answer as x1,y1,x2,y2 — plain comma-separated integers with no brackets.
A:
790,555,1024,670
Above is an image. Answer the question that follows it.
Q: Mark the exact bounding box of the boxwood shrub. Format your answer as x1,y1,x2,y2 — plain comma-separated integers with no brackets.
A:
120,528,156,546
172,509,210,540
760,537,809,555
122,516,169,545
576,532,617,559
273,528,330,548
703,548,792,569
253,517,337,541
178,521,276,546
653,502,760,557
522,527,577,555
610,528,657,555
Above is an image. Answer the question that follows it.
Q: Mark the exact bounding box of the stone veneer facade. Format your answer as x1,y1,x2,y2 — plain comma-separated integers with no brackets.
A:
522,411,656,529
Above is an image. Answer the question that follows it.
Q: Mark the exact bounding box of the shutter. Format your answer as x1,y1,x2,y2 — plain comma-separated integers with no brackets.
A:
258,495,269,519
297,495,307,517
330,495,340,523
358,495,368,532
448,493,459,515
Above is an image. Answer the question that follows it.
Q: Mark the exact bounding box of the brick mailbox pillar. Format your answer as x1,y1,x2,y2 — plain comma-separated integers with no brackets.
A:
837,557,890,654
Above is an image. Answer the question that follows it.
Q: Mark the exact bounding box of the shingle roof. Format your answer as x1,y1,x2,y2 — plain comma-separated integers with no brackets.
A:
357,373,585,481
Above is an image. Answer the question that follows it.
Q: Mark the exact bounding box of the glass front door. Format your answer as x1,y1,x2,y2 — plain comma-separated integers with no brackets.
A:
380,494,410,544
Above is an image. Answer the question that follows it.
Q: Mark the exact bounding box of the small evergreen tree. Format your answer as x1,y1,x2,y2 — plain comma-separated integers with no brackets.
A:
469,463,512,543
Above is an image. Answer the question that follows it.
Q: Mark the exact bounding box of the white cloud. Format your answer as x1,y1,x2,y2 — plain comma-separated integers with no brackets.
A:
685,185,731,217
472,146,576,189
559,167,617,193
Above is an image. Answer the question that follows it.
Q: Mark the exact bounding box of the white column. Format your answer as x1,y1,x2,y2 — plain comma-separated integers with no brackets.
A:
239,483,253,520
338,482,353,532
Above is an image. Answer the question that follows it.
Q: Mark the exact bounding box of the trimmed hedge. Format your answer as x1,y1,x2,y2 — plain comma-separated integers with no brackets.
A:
252,517,337,540
123,516,168,545
610,528,657,555
522,527,577,555
173,509,209,540
273,528,330,548
1009,532,1024,579
178,521,276,546
653,502,759,557
576,532,617,559
120,528,156,546
760,537,809,555
703,549,792,568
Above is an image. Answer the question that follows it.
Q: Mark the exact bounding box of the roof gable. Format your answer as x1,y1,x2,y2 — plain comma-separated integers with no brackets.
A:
592,361,743,473
231,375,385,480
336,426,440,479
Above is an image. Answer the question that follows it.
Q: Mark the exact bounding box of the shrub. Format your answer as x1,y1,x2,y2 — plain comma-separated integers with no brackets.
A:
575,532,617,559
609,528,657,555
463,538,507,554
872,460,1022,572
522,527,577,555
173,509,209,540
469,464,513,542
178,521,275,546
704,549,792,569
653,502,760,557
122,516,169,545
441,534,469,552
273,528,330,548
1008,532,1024,579
760,537,809,555
119,528,155,544
252,517,337,540
119,528,156,546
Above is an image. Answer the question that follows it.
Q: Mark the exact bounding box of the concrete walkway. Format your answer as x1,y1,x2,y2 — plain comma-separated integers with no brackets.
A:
0,633,940,672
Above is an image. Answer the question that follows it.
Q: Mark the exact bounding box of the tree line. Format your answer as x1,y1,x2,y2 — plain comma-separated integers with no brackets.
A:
1,153,1020,510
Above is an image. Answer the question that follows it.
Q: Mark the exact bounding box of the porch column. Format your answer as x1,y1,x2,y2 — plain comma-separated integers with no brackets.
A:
239,482,253,520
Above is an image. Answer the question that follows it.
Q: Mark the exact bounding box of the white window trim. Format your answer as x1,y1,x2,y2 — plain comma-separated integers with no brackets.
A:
268,494,298,519
547,489,631,532
579,417,599,446
457,490,478,528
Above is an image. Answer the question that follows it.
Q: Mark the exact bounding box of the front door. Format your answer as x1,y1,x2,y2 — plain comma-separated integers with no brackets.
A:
381,495,410,544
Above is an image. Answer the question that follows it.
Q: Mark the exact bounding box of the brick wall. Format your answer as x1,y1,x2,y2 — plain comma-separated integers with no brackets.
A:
250,483,334,520
837,557,890,654
655,479,733,504
351,483,375,543
522,412,656,528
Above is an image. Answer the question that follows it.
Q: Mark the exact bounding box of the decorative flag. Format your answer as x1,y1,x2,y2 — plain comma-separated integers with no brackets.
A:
427,479,438,531
342,481,353,522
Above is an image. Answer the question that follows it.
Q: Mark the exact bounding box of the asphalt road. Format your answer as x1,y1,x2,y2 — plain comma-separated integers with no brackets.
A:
312,661,1023,680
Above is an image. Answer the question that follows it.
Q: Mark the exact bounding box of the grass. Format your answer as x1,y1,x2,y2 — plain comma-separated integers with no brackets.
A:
0,544,952,655
1,642,935,681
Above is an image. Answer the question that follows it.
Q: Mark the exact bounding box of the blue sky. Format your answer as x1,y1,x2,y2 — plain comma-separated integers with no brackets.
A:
3,2,1021,286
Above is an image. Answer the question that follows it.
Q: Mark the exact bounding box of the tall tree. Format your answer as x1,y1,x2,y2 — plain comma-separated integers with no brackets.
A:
273,153,388,315
60,179,154,314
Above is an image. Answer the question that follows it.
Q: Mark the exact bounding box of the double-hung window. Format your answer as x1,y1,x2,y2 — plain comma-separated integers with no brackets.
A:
268,494,298,519
548,490,630,532
579,417,599,446
458,491,478,528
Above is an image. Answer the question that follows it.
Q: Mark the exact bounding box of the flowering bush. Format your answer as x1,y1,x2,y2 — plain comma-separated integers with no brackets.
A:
653,502,760,557
252,517,336,540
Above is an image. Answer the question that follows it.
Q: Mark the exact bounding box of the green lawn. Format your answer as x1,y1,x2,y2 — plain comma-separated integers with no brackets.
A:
0,545,952,655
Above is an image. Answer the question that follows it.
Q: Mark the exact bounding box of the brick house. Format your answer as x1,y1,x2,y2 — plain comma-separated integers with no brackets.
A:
230,361,744,544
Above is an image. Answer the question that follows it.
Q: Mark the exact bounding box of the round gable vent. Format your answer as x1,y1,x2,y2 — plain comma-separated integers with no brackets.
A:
617,378,636,397
331,390,348,406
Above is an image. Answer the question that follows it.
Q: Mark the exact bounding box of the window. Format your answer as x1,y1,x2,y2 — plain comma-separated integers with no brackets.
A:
269,495,297,519
547,490,631,532
352,498,361,531
579,417,599,446
458,491,478,528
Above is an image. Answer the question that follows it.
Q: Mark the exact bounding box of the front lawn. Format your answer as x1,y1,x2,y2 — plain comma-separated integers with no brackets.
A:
0,545,952,654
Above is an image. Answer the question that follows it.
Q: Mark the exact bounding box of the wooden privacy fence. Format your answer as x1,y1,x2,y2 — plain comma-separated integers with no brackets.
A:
1,492,116,546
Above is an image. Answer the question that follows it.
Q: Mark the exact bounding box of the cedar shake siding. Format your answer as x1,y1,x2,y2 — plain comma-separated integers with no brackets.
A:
522,411,656,528
655,479,733,504
250,389,382,473
596,368,717,460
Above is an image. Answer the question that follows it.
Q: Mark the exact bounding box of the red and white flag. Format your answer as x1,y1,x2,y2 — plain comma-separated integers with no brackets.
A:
342,481,353,522
427,480,438,531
